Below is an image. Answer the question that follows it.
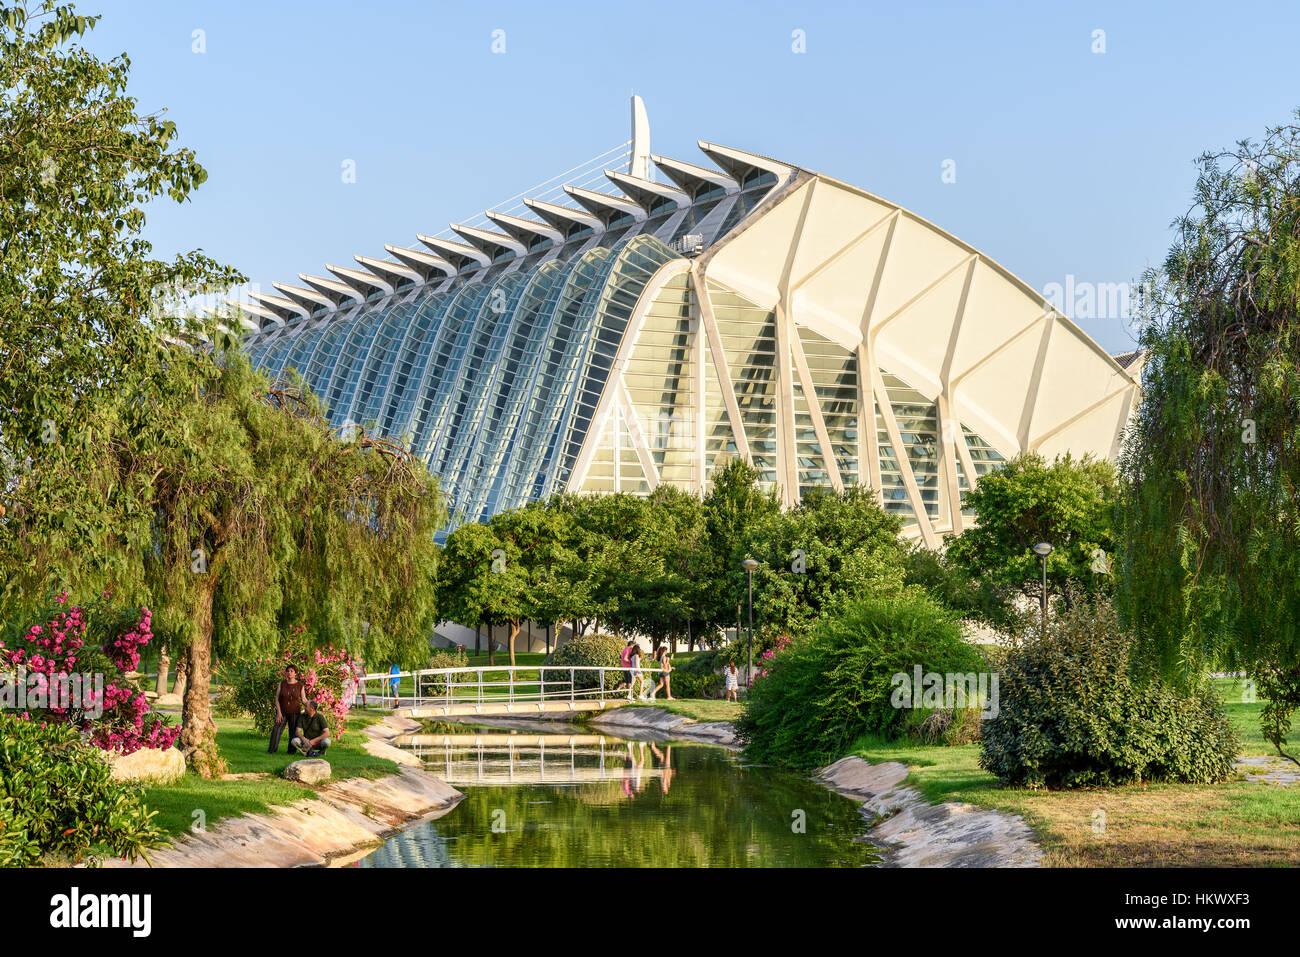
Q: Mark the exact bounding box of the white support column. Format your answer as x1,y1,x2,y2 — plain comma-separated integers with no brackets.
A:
692,265,752,462
871,363,939,549
691,287,707,491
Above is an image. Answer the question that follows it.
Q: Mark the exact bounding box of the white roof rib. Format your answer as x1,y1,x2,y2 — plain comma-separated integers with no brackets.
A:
521,197,601,232
696,141,795,184
271,282,330,313
384,243,455,280
451,222,526,258
235,298,286,328
604,169,690,212
356,255,421,286
299,273,364,306
328,263,391,296
417,234,490,269
563,184,645,221
650,153,739,194
249,293,304,322
486,210,564,245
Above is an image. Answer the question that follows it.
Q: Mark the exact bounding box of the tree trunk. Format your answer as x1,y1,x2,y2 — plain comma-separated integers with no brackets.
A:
474,624,481,654
172,655,188,699
179,582,225,778
487,623,495,666
155,645,171,696
508,620,519,667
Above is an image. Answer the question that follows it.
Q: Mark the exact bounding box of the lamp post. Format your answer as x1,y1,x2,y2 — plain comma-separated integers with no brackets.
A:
741,557,759,690
1032,542,1054,630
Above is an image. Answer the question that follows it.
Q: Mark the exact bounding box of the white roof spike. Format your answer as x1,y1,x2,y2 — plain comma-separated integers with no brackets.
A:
355,255,420,286
268,284,325,314
696,141,795,185
563,183,645,222
327,262,391,296
604,169,689,212
485,210,564,245
299,272,364,305
650,153,739,194
451,222,526,258
384,243,455,280
521,197,601,232
417,234,490,269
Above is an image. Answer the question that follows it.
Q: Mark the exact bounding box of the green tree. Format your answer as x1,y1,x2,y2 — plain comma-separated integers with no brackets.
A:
138,356,444,774
700,458,782,638
746,485,909,638
1116,115,1300,762
439,520,507,664
0,1,242,615
946,452,1117,611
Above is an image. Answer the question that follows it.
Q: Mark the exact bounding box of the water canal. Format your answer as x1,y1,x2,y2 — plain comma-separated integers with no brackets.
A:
359,720,878,867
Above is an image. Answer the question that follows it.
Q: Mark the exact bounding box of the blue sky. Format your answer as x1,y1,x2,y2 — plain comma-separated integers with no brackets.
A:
82,0,1300,353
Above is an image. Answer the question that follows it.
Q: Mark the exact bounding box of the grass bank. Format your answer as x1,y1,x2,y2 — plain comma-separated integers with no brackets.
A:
840,677,1299,867
140,709,399,839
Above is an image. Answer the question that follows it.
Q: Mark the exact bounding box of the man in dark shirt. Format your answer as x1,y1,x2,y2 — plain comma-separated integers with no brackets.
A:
292,699,331,757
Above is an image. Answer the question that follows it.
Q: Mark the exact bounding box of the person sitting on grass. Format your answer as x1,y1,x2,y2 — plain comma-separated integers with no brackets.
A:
291,698,331,757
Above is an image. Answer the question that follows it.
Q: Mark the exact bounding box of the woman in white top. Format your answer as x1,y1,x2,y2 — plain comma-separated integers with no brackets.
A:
626,644,643,701
724,661,740,702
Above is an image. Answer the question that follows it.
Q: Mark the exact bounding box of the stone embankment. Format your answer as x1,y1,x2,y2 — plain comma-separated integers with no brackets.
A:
817,756,1042,868
590,706,740,748
108,715,462,868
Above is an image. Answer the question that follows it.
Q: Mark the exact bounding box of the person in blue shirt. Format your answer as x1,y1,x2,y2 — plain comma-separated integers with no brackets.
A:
389,663,401,706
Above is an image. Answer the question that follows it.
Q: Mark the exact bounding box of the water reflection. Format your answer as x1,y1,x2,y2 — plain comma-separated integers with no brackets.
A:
361,723,877,868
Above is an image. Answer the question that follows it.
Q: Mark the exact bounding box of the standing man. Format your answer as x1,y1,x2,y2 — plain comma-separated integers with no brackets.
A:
292,699,331,757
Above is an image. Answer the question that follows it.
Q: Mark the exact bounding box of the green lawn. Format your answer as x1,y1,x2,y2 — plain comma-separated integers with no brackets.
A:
139,712,399,839
626,699,745,723
840,676,1300,867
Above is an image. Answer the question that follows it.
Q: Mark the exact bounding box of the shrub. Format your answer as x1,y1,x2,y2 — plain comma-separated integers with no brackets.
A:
0,591,178,754
0,713,165,866
979,599,1240,788
424,647,469,696
738,591,985,768
541,633,626,691
666,650,724,699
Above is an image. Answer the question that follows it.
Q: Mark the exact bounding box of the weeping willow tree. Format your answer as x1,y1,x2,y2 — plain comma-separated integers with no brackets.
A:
1117,114,1300,764
124,348,445,775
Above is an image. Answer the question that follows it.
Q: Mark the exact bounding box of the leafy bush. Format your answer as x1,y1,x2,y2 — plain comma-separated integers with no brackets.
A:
0,713,165,866
541,633,626,690
738,591,985,768
980,600,1239,788
423,647,469,696
666,649,724,699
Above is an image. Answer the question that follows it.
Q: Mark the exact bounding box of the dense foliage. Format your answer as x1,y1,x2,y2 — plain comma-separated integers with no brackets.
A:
738,592,984,768
980,600,1239,788
541,633,625,691
1116,115,1300,762
946,452,1117,611
0,712,165,866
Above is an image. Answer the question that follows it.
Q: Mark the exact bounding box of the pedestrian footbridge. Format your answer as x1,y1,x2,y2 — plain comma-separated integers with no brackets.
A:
356,665,664,719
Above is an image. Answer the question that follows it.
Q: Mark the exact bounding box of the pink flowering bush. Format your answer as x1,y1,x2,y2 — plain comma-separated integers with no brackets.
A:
0,591,179,755
755,634,793,679
229,627,359,739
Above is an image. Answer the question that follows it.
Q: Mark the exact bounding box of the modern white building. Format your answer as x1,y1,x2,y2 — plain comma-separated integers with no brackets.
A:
238,97,1141,548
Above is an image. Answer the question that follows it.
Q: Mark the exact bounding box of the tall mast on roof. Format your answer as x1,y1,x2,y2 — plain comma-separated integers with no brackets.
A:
629,94,650,181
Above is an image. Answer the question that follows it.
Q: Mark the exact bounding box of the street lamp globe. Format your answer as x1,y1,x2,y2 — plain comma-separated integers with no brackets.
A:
1032,542,1054,557
741,557,759,573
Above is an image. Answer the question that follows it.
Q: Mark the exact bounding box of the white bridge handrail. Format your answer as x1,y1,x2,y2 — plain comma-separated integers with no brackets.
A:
354,664,665,709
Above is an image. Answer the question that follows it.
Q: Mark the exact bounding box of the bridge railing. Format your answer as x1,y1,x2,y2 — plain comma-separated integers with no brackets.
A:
354,664,664,709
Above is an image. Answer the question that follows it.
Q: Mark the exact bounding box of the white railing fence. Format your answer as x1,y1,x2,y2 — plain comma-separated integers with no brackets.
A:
355,664,665,709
